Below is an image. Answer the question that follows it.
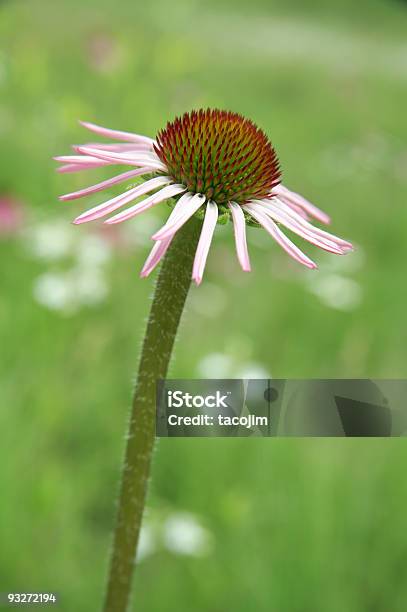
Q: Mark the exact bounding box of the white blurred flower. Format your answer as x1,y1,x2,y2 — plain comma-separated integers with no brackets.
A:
318,245,365,274
134,511,214,563
309,273,362,311
33,272,77,313
197,352,270,379
197,353,233,378
73,268,108,305
303,245,363,311
76,234,112,267
33,269,108,314
136,524,156,563
189,282,227,318
163,513,213,557
235,362,271,379
26,220,75,261
26,217,114,313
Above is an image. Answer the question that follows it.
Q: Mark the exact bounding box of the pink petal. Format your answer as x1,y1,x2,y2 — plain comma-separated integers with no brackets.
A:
79,120,154,145
140,194,201,277
72,142,152,153
152,193,206,241
164,192,195,220
228,201,251,272
105,183,187,224
57,163,111,173
149,192,193,229
54,155,112,168
192,201,218,285
270,198,353,250
251,200,348,255
272,198,310,220
273,184,331,225
244,204,317,269
75,146,166,171
60,168,154,201
73,176,171,224
140,236,174,278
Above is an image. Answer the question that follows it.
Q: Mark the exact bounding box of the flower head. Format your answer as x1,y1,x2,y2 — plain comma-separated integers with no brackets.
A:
154,109,280,204
55,109,352,284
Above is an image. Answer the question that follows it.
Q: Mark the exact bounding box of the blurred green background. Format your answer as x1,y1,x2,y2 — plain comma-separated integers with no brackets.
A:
1,0,407,609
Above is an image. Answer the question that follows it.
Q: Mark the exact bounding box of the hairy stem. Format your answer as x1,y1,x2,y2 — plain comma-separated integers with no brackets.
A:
104,216,202,612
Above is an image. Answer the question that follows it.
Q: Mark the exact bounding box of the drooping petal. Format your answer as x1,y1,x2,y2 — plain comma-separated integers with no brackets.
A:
250,200,349,255
273,184,331,225
79,120,154,145
244,204,317,269
268,198,353,251
140,236,174,278
228,201,251,272
165,192,195,220
54,155,112,168
57,163,110,174
59,168,154,201
270,196,310,220
75,146,167,171
192,201,218,285
104,183,187,224
72,143,152,153
149,192,193,231
152,193,206,241
140,194,205,277
73,176,172,224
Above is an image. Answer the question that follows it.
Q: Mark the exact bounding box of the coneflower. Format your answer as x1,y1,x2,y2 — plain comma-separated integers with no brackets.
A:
55,109,352,284
54,110,353,612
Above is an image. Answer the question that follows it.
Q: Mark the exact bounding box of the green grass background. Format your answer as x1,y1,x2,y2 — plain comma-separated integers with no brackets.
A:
1,0,407,609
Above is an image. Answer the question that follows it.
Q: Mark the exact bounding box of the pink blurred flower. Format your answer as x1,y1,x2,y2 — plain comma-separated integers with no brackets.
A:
55,110,353,285
86,33,122,74
0,195,25,237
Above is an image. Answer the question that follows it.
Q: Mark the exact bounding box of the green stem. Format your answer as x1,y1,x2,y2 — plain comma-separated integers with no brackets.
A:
103,216,202,612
